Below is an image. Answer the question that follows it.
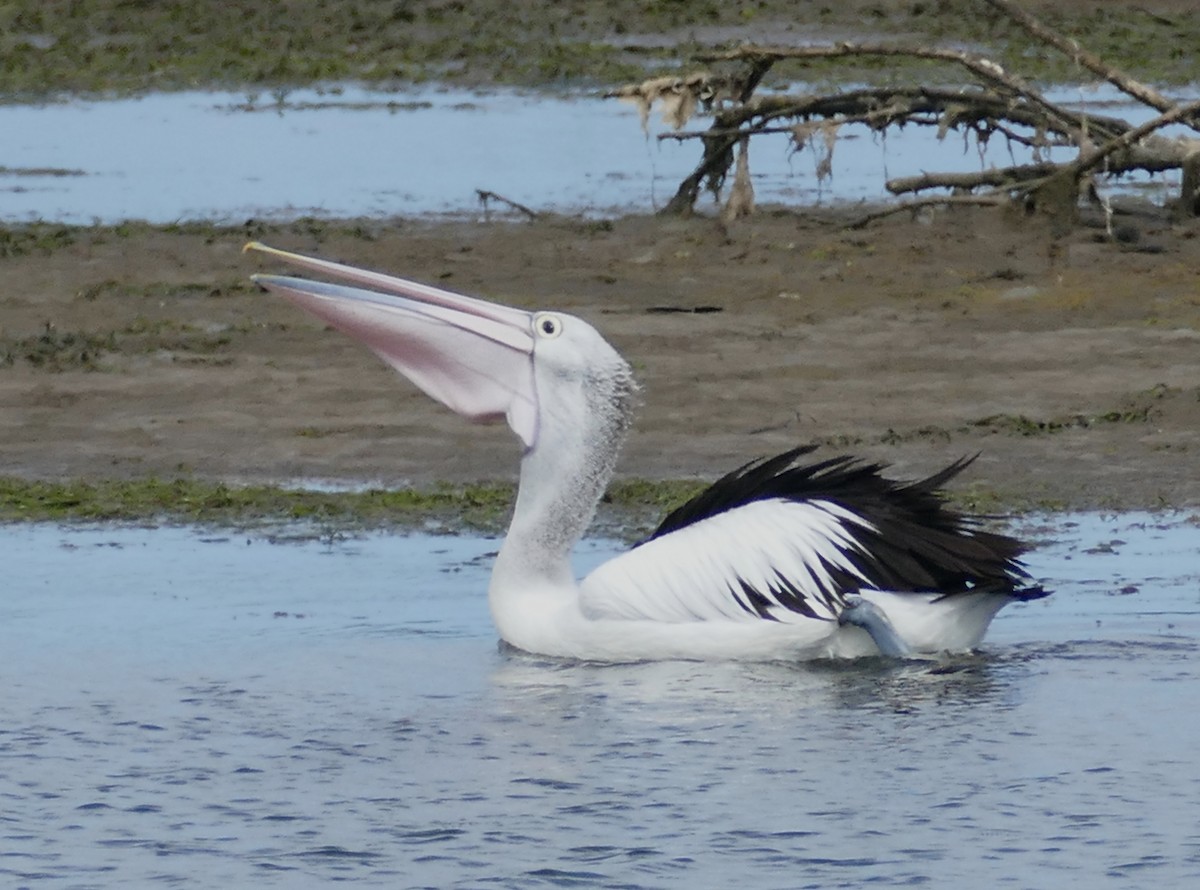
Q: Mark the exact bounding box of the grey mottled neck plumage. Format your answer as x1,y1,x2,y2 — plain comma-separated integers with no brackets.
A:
501,359,638,580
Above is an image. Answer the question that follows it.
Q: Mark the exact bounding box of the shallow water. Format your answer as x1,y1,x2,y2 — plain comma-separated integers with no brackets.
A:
3,513,1199,888
0,84,1189,223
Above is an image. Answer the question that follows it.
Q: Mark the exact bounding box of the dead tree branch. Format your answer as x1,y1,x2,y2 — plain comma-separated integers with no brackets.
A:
887,163,1061,196
848,194,1011,229
981,0,1186,120
1071,99,1200,178
699,42,1093,142
476,189,540,220
660,86,1129,147
611,0,1200,222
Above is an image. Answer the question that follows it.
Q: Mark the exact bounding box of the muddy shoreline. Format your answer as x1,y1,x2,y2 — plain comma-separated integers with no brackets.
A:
3,205,1200,517
5,2,1200,521
4,1,1199,97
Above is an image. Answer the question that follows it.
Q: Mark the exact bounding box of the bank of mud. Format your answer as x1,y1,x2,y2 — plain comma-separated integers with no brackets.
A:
3,205,1200,520
3,0,1199,97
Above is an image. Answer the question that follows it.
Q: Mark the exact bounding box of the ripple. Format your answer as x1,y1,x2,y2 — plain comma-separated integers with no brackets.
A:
2,518,1199,887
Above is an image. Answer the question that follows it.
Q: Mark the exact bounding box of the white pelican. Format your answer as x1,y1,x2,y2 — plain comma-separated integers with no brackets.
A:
245,242,1048,662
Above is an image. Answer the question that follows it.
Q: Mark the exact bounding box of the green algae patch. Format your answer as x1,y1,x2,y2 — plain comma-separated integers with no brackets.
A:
0,477,512,530
0,224,77,258
603,477,707,513
2,1,1198,97
0,476,726,534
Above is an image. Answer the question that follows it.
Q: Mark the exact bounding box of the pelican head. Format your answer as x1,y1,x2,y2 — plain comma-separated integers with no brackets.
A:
246,242,637,606
245,241,635,456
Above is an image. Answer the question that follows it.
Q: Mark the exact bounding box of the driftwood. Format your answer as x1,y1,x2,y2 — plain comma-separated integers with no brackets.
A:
475,189,540,220
609,0,1200,224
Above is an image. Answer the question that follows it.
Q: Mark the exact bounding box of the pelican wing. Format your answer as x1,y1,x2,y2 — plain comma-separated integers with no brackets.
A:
580,497,874,623
579,446,1035,624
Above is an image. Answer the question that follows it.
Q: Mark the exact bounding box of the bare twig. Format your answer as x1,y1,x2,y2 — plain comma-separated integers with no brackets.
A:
848,194,1010,229
657,86,1128,145
475,189,539,220
613,1,1197,220
700,43,1085,139
1070,99,1200,178
981,0,1181,116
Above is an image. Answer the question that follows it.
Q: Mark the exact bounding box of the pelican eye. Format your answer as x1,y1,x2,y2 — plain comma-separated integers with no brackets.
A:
534,313,564,339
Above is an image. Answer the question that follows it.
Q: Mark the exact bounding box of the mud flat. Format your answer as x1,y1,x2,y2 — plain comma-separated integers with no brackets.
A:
3,205,1200,519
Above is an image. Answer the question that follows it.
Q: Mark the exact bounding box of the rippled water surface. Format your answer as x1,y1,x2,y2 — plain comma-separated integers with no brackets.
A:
3,514,1200,888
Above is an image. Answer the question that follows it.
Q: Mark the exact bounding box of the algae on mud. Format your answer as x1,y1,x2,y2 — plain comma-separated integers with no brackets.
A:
0,476,511,528
5,209,1200,515
2,0,1199,97
0,475,710,535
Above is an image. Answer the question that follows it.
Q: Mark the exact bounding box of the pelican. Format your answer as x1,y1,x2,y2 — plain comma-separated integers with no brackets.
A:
245,242,1048,662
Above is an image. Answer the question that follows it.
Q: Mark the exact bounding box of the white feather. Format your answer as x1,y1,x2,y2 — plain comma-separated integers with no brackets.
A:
580,498,873,624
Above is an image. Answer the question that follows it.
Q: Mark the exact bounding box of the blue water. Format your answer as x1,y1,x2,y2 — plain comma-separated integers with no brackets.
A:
0,84,1189,223
2,513,1199,887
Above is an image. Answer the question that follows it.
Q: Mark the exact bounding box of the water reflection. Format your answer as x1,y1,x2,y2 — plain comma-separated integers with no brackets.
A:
1,84,1190,223
489,649,1016,722
3,514,1200,887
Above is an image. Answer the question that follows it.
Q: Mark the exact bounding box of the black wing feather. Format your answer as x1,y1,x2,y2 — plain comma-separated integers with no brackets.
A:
646,444,1042,599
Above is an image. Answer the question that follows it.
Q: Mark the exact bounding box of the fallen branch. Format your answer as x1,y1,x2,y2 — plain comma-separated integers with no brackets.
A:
887,163,1060,196
659,86,1128,144
981,0,1185,120
848,194,1010,229
611,0,1200,220
700,42,1086,140
1071,99,1200,179
475,189,539,220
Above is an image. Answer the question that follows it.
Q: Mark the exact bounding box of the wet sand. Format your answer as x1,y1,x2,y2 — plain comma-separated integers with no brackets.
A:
4,205,1200,511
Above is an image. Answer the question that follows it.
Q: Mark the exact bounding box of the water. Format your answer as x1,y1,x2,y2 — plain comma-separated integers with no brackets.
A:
3,513,1199,888
1,84,1190,223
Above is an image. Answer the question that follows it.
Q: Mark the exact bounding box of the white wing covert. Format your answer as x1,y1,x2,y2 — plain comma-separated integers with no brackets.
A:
578,446,1040,627
579,498,875,624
